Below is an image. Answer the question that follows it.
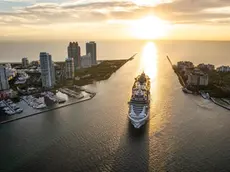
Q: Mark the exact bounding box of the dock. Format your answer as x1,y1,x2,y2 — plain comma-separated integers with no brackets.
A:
167,56,186,87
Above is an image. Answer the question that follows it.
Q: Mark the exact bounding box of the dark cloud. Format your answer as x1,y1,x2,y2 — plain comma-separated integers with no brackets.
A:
1,0,230,26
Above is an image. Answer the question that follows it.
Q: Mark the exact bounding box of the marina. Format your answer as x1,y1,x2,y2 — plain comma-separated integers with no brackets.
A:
0,99,23,115
0,91,95,124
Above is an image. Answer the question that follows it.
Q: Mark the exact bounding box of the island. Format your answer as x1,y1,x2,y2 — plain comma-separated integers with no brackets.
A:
167,56,230,110
0,54,137,124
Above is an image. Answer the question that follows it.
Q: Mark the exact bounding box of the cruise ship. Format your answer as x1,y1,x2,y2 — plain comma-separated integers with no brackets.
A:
128,72,150,128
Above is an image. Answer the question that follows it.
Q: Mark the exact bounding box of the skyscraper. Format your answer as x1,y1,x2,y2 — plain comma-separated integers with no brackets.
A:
68,42,81,70
40,52,55,88
22,57,29,68
65,58,75,79
86,41,97,65
0,65,9,91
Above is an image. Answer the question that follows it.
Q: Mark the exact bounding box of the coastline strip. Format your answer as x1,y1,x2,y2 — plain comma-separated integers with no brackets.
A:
0,54,136,125
210,97,230,111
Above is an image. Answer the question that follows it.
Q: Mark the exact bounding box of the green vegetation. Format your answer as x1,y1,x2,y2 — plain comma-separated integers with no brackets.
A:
74,60,128,86
173,65,230,98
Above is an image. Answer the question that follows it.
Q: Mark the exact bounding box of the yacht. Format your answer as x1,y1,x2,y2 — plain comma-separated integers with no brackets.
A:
128,72,150,128
15,108,23,113
5,110,15,115
0,101,6,108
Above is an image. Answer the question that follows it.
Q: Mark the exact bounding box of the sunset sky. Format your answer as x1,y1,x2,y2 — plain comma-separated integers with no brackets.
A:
1,0,230,40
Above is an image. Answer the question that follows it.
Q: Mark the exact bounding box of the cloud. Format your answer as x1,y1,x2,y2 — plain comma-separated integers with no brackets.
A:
1,0,230,30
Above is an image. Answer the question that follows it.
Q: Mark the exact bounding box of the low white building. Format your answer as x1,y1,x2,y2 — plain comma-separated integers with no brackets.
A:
216,66,230,72
81,53,92,68
65,58,74,79
187,69,209,86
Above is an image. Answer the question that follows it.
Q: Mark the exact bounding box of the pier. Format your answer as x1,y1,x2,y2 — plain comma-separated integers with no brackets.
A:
167,56,186,87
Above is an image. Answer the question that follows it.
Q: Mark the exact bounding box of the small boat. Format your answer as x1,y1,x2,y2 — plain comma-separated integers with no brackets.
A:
5,110,15,115
36,104,46,109
3,107,10,111
182,87,193,94
15,108,23,113
200,91,210,99
0,101,6,108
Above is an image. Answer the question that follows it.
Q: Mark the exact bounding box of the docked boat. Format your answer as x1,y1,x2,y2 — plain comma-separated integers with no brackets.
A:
0,101,6,108
200,91,210,99
128,72,150,128
5,110,15,115
182,87,193,94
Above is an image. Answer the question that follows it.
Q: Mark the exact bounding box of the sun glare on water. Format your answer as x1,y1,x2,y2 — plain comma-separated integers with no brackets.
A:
138,42,158,81
131,15,170,40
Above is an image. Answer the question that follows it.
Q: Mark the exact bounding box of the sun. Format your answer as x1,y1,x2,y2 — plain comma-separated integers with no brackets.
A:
130,15,170,40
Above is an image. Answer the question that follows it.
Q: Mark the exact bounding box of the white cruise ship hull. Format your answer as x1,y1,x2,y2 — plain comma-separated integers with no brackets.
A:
128,104,149,129
128,72,150,129
128,114,149,129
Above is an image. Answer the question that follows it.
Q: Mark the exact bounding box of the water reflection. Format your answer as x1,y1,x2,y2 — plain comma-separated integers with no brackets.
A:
111,121,150,172
138,42,158,82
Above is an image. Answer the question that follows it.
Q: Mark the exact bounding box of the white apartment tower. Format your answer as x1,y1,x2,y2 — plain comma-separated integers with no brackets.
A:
65,58,75,79
0,65,10,91
40,52,55,88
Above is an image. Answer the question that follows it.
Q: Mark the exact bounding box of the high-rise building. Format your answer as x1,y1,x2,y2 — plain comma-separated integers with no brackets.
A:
22,57,29,68
86,41,97,65
68,42,81,70
40,52,55,88
0,65,9,91
65,58,75,79
81,53,92,68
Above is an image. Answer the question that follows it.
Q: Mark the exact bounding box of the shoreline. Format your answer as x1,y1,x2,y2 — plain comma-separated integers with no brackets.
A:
167,56,230,111
210,97,230,111
0,54,136,124
0,93,96,125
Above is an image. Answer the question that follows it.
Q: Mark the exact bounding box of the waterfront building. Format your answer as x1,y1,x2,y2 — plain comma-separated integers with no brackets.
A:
30,60,39,67
40,52,55,88
65,58,75,79
0,65,10,91
54,64,62,82
5,63,12,69
0,89,18,100
68,42,81,70
198,63,215,71
187,69,209,86
22,57,29,68
216,66,230,72
52,62,56,85
86,41,97,65
81,54,92,68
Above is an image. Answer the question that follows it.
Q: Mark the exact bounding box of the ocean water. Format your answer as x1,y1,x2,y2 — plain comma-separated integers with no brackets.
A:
1,40,230,65
0,41,230,172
